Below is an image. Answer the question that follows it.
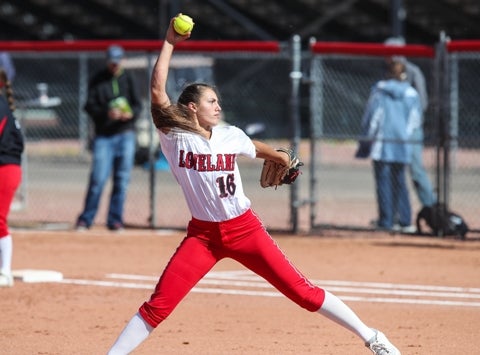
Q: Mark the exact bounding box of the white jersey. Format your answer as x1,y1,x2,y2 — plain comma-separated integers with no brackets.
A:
158,125,257,222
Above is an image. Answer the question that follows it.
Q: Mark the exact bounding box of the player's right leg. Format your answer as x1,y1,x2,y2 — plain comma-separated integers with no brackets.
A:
108,224,219,354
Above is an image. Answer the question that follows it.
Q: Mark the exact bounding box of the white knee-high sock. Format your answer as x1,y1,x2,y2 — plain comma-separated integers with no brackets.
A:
317,290,375,342
107,312,154,355
0,235,13,274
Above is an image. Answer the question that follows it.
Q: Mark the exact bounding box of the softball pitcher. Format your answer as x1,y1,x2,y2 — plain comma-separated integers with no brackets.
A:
107,16,400,355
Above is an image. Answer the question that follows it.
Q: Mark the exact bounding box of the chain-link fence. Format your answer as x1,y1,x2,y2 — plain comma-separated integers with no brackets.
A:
4,38,479,236
7,41,292,231
307,40,479,236
442,41,480,236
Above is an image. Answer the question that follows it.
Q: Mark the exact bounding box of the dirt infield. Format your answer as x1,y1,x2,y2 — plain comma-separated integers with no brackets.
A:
2,227,479,354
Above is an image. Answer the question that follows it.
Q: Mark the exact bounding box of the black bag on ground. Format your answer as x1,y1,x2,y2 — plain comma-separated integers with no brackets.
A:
416,203,469,239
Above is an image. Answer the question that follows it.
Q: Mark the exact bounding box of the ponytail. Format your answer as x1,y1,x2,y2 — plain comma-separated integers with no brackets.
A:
151,103,201,134
150,82,217,134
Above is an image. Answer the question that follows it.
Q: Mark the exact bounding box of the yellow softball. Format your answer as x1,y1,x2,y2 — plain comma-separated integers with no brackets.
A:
173,14,194,35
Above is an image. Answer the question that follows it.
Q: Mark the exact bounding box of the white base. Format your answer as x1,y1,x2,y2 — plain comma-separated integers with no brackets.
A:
12,269,64,283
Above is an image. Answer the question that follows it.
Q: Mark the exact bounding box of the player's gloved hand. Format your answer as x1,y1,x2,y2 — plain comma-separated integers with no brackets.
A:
260,148,303,188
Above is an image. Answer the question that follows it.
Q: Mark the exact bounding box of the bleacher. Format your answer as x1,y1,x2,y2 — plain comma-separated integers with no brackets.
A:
0,0,479,43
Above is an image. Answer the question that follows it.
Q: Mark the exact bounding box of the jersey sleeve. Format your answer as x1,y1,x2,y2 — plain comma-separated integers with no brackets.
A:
229,126,256,159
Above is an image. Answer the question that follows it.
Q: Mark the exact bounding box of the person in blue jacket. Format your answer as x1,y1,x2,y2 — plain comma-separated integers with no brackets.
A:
384,37,436,211
357,57,422,231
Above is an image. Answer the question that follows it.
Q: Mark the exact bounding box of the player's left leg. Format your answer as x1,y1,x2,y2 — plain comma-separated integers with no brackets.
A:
225,209,398,352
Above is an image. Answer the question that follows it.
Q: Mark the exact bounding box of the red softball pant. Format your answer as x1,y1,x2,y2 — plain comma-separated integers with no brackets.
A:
139,209,325,328
0,164,22,237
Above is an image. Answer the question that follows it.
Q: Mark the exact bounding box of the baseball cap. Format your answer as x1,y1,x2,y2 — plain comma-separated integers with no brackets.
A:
106,45,124,63
384,37,407,64
384,36,406,46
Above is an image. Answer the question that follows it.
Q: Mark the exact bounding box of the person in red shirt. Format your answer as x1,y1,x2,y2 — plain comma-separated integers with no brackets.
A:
0,66,24,287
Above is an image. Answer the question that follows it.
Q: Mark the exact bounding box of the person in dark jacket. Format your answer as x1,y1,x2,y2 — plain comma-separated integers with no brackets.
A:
76,45,143,231
0,67,24,287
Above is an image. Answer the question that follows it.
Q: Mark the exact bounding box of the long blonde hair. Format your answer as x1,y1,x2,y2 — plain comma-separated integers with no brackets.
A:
151,83,215,133
0,67,15,111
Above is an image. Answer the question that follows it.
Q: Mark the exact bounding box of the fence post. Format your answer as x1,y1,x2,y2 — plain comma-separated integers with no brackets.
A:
289,35,302,233
308,45,323,231
78,54,89,154
146,52,157,229
433,31,451,237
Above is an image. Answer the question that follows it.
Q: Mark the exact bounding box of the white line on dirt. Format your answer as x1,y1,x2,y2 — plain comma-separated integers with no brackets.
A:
56,271,480,308
104,273,480,299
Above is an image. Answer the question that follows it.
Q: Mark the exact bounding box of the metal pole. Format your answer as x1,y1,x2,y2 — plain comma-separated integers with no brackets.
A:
449,55,459,168
78,54,89,154
289,35,302,233
433,31,450,237
391,0,405,38
441,32,452,236
308,50,323,231
433,35,443,236
147,52,157,228
17,104,28,212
